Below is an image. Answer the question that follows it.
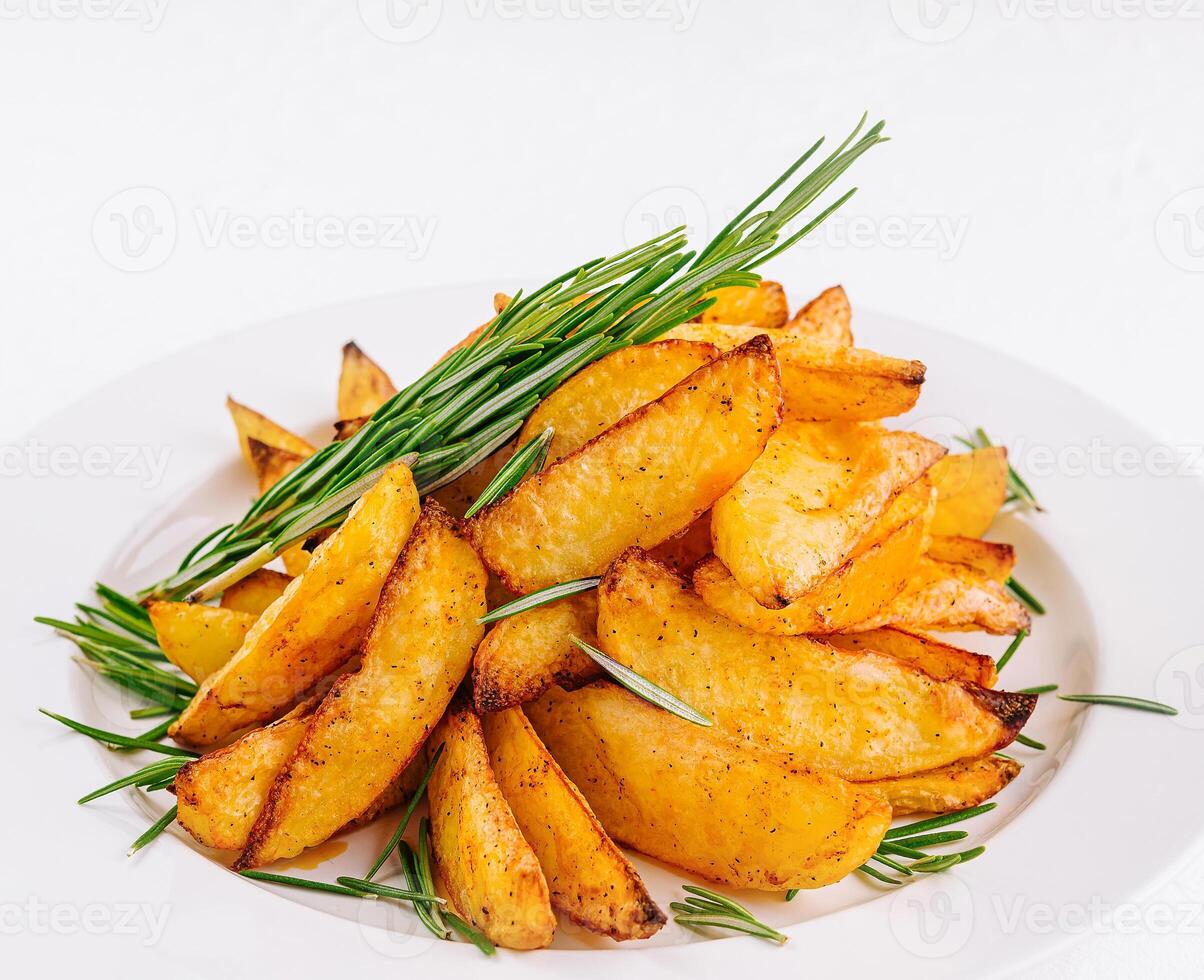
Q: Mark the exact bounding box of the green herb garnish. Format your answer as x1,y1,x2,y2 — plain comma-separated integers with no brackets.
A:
477,577,600,625
570,636,712,727
672,885,787,944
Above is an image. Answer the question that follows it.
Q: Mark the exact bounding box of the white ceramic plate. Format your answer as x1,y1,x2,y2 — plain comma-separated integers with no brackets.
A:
10,284,1204,977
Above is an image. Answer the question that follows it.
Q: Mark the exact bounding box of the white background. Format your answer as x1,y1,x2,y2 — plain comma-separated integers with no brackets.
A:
3,1,1202,976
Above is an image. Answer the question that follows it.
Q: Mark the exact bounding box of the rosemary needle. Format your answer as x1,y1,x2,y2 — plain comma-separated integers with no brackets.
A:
128,805,177,856
1058,694,1177,715
477,577,600,625
570,636,712,726
364,743,444,881
995,628,1028,672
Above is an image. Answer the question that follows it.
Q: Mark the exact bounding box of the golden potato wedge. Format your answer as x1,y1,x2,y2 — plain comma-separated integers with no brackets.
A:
598,550,1035,780
528,682,890,890
469,336,784,594
472,592,600,713
147,602,255,684
862,755,1021,816
170,462,422,747
928,535,1015,583
431,442,515,520
873,557,1031,635
219,568,293,617
493,292,512,314
332,416,367,442
279,543,312,577
693,478,933,634
428,702,556,950
826,628,997,688
247,438,306,496
647,510,713,574
483,707,664,941
696,281,788,328
516,340,719,463
929,447,1009,537
237,502,486,868
787,284,853,345
338,341,396,420
226,397,315,470
712,420,945,607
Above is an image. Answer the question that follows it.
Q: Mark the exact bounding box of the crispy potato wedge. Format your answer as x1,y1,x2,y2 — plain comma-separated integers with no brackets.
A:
483,708,664,941
472,592,600,713
431,442,515,520
237,502,486,868
646,510,713,573
598,550,1035,780
696,281,788,328
428,702,556,950
227,397,315,470
928,535,1015,583
516,340,719,463
872,557,1031,635
170,462,421,747
147,602,255,684
712,420,945,607
219,568,293,617
862,756,1021,816
929,447,1009,537
469,337,783,594
279,543,312,577
787,285,853,345
247,438,306,496
332,416,367,442
528,682,890,890
694,479,933,634
494,292,512,313
338,341,396,420
826,628,997,688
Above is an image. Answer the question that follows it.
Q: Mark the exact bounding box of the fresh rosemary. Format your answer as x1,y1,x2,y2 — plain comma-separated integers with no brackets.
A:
570,636,712,727
364,743,444,881
995,628,1028,672
672,885,787,944
462,426,554,519
844,803,998,887
476,577,600,625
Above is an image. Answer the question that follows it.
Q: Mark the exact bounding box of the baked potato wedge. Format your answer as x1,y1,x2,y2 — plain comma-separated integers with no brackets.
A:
862,755,1021,816
247,438,306,496
226,397,315,470
597,549,1035,780
468,336,784,594
711,420,945,607
428,702,556,950
927,534,1016,583
337,341,396,419
825,627,997,688
528,682,891,890
170,461,421,747
871,557,1031,635
236,502,486,868
219,568,292,617
929,447,1009,537
646,510,713,573
147,602,254,684
693,478,934,634
472,592,600,713
483,707,664,941
516,339,719,463
787,285,853,345
696,281,788,328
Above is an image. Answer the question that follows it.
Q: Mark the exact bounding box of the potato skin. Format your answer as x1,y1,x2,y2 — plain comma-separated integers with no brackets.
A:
483,708,665,940
428,703,556,950
598,549,1036,780
929,447,1010,538
528,682,891,890
825,628,998,688
472,592,600,714
236,502,486,869
468,336,784,594
787,284,853,346
862,755,1021,816
171,461,421,747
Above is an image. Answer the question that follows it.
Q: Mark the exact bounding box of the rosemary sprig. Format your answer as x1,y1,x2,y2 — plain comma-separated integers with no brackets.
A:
78,757,188,804
856,864,901,886
857,804,997,885
672,885,787,944
1006,576,1046,615
1017,683,1058,695
463,427,554,519
398,839,450,941
1015,733,1046,751
128,805,177,856
364,743,444,881
241,870,370,898
335,878,445,904
39,709,196,757
1058,694,1177,715
570,636,712,727
476,577,600,625
887,830,969,849
883,802,996,840
995,628,1028,671
444,912,496,957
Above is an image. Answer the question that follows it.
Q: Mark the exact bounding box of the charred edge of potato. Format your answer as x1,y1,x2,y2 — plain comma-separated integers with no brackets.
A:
473,659,601,715
965,686,1039,749
333,416,369,442
869,755,1022,816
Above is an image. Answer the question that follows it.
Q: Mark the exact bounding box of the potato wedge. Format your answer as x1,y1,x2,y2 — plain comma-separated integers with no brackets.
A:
861,756,1021,816
279,543,312,577
646,510,713,574
696,281,788,328
147,602,255,684
237,502,486,868
170,462,421,747
247,438,306,495
332,416,367,442
469,336,784,594
431,442,514,520
928,534,1015,583
826,628,997,688
787,285,853,345
693,478,933,634
598,550,1035,780
220,568,293,617
872,557,1031,635
428,702,556,950
712,420,945,607
929,447,1009,537
516,340,719,463
483,708,664,940
226,397,315,470
472,592,600,713
338,341,396,419
528,682,890,890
